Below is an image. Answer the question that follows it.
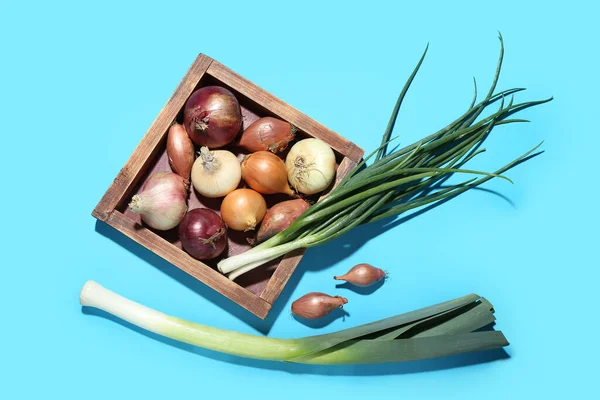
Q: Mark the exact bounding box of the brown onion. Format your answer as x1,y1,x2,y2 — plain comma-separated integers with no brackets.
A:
334,263,387,287
291,292,348,320
183,86,242,148
128,172,188,231
166,123,195,187
220,189,267,231
255,199,310,244
238,117,296,153
241,151,295,197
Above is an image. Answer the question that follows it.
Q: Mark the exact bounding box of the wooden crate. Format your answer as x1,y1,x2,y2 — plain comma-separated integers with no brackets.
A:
92,54,364,319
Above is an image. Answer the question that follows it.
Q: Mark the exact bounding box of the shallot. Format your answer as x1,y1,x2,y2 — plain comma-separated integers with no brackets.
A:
166,123,195,187
183,86,242,148
291,292,348,320
256,199,310,243
334,263,387,287
128,171,187,231
238,117,296,153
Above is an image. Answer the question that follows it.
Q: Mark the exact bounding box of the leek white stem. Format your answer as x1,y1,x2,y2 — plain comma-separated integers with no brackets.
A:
80,281,305,361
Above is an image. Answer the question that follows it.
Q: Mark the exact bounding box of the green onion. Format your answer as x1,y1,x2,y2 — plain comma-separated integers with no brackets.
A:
217,34,552,279
80,280,508,364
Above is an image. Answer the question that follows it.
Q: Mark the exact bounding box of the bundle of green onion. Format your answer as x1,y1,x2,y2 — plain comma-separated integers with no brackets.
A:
218,35,552,280
80,280,507,364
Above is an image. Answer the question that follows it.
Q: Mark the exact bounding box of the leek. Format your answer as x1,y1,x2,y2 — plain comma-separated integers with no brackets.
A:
80,281,508,365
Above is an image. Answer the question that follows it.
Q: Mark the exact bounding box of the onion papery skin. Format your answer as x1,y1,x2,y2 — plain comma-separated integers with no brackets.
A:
241,151,296,197
286,138,337,195
334,263,387,287
184,86,242,148
191,147,241,198
128,172,188,231
220,189,267,231
291,292,348,320
166,123,195,187
256,199,310,243
179,208,228,260
238,117,296,153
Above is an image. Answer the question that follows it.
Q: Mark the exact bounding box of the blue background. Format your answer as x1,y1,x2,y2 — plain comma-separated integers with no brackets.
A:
1,0,597,398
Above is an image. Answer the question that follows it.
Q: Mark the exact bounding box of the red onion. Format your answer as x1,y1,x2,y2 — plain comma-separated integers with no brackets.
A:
291,292,348,320
183,86,242,148
179,208,228,260
238,117,296,153
128,172,187,231
334,263,387,287
166,123,195,188
256,199,310,243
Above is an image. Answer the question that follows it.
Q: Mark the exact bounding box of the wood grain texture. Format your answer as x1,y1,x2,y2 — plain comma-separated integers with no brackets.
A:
105,211,272,318
259,157,359,304
207,61,364,163
92,54,213,221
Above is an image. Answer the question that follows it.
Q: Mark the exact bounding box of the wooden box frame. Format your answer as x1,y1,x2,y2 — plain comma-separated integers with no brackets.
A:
92,54,364,319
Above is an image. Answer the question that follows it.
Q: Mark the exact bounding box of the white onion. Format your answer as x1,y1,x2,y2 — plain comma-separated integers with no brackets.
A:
191,147,241,198
285,138,336,195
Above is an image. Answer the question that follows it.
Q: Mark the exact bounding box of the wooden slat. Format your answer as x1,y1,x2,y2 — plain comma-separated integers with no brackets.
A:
105,211,272,319
260,157,358,304
92,54,213,221
207,61,364,163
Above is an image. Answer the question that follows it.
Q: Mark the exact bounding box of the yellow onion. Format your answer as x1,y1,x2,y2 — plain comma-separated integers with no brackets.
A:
241,151,295,197
220,189,267,231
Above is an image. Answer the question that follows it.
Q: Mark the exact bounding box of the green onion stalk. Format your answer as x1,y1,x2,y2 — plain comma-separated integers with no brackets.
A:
80,280,508,364
217,34,552,280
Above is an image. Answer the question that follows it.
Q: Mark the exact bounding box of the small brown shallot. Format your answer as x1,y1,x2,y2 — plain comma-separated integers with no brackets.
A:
238,117,296,153
334,263,387,287
241,151,296,197
166,123,195,187
255,199,310,244
291,292,348,320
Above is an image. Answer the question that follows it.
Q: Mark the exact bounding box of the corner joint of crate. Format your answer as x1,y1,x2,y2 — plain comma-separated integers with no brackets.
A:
91,207,111,222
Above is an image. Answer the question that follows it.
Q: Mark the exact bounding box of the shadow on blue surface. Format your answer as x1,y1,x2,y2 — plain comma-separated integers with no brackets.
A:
335,279,385,295
82,305,509,375
95,220,295,334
